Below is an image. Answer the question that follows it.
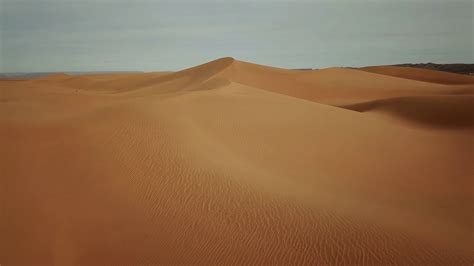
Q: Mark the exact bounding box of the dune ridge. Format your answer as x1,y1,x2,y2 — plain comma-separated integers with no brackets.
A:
1,57,473,265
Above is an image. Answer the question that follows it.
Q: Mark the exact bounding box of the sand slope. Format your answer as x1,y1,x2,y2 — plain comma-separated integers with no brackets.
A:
1,58,473,265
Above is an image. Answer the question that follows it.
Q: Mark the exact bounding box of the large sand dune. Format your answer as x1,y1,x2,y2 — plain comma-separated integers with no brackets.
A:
1,58,473,265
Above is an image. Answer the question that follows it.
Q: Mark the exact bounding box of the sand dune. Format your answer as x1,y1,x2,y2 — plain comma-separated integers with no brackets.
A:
361,65,474,85
1,58,473,265
341,95,474,129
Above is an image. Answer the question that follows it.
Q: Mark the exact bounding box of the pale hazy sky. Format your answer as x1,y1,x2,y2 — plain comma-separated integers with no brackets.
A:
0,0,472,72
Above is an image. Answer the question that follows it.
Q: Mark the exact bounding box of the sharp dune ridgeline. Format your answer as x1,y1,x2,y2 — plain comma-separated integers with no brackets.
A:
1,57,473,265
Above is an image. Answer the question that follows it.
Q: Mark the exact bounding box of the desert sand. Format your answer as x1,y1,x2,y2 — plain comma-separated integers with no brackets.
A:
1,57,473,265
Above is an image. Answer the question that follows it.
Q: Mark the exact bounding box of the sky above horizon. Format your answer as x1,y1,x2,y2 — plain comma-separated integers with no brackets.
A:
1,0,472,72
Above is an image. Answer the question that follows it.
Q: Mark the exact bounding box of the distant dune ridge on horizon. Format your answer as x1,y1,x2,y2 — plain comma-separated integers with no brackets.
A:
1,62,473,79
1,57,473,265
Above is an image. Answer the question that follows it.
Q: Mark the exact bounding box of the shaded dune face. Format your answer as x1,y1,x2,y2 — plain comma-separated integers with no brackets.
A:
340,95,474,129
1,58,473,265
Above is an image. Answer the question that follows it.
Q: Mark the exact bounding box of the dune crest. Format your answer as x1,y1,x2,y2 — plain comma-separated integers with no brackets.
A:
1,57,473,265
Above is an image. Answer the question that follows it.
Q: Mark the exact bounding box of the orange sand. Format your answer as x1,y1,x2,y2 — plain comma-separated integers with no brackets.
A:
1,58,473,265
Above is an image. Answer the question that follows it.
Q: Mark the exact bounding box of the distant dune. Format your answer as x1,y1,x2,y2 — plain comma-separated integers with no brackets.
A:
1,58,473,265
391,63,474,76
361,65,474,85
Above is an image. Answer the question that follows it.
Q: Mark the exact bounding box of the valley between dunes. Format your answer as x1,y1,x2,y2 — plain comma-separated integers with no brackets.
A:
1,57,473,265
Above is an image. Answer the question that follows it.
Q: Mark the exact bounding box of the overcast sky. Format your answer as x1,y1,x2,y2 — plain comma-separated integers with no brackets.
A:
0,0,472,72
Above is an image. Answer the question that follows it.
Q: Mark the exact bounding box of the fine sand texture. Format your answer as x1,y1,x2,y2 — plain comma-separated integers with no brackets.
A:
1,58,473,265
